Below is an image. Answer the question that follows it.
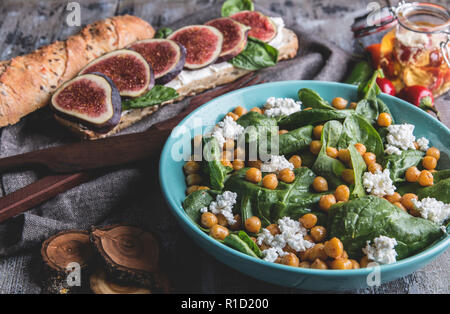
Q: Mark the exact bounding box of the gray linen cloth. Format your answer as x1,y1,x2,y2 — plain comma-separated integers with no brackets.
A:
0,5,353,293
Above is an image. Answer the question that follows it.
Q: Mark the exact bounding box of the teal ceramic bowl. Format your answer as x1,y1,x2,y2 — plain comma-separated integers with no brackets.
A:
159,81,450,291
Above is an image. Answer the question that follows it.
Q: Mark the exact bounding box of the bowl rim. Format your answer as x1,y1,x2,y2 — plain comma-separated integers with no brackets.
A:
159,80,450,278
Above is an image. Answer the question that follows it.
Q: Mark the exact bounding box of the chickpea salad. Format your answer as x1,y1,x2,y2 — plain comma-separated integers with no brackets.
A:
182,71,449,270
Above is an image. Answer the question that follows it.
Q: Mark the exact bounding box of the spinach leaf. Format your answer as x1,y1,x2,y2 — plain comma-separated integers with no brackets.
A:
298,88,334,110
299,151,316,168
348,144,367,198
229,37,278,70
278,125,313,155
223,233,260,258
418,178,450,204
382,150,425,183
239,230,262,257
278,108,354,130
183,190,214,225
312,120,346,188
122,85,179,110
154,27,173,38
221,0,254,17
327,196,443,259
237,111,278,144
202,137,232,190
355,98,395,126
358,69,381,101
337,114,384,160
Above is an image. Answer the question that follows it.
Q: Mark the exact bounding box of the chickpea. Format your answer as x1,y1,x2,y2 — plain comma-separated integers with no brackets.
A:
250,107,262,114
226,112,239,121
311,258,328,269
234,106,247,117
334,185,350,202
405,166,421,182
210,224,229,240
350,259,360,269
422,156,437,170
221,159,232,168
319,194,336,212
262,174,278,190
232,159,245,171
326,147,339,159
186,185,199,195
223,140,235,152
354,143,367,156
368,162,382,174
338,149,351,163
298,248,312,262
217,213,228,226
299,213,317,229
363,152,376,165
426,147,440,161
385,192,401,203
313,125,324,139
377,112,392,127
332,97,348,109
234,147,245,160
310,226,327,242
310,140,322,155
409,207,421,217
201,212,218,228
245,216,261,234
278,168,295,183
341,169,355,185
349,102,358,109
299,261,311,268
360,256,370,268
183,160,200,174
281,253,299,267
304,234,314,243
330,258,353,270
308,243,328,262
247,160,262,169
289,155,302,168
401,193,418,210
245,167,262,183
266,223,280,235
186,173,203,186
222,150,233,161
340,250,349,259
418,170,434,186
324,237,344,259
313,176,328,192
229,214,241,230
278,129,289,135
394,202,406,211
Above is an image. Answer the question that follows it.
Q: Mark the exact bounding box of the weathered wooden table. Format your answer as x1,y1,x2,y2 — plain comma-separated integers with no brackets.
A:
0,0,448,294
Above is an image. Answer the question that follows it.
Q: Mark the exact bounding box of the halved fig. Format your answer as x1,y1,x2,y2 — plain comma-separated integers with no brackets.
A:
230,11,277,43
79,49,153,97
205,17,250,62
51,73,121,133
168,25,223,69
128,39,186,85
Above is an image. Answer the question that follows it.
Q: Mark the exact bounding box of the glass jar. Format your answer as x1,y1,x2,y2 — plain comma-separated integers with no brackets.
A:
353,1,450,96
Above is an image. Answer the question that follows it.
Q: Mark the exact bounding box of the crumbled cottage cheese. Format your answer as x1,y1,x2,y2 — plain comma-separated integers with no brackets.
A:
412,197,450,226
263,97,301,118
257,216,314,262
209,115,244,148
200,191,237,225
362,169,396,197
384,145,402,155
363,235,398,264
385,124,416,153
416,137,429,152
260,155,294,173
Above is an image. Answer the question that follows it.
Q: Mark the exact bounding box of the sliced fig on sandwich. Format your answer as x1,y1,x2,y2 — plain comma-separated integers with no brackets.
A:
168,25,223,69
230,11,277,43
51,73,121,133
205,17,250,62
79,49,154,97
128,39,186,85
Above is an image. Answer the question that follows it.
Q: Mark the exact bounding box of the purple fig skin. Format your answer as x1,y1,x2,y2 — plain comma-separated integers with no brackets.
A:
215,28,249,63
155,43,186,85
52,72,122,133
229,11,277,43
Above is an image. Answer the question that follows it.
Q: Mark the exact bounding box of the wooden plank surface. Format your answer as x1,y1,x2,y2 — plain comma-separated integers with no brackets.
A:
0,0,448,294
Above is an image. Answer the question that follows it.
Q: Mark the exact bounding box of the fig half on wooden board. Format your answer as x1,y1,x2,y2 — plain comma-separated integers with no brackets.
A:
51,73,122,133
205,17,250,62
128,39,186,85
79,49,154,97
230,11,277,42
168,25,223,69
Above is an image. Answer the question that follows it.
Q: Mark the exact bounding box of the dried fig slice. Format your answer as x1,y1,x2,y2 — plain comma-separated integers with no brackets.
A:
128,39,186,85
51,73,121,133
79,49,153,97
205,17,250,62
168,25,223,69
230,11,277,43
